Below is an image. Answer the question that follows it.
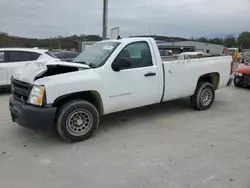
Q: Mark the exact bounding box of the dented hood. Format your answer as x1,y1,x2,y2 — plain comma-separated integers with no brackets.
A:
13,60,90,83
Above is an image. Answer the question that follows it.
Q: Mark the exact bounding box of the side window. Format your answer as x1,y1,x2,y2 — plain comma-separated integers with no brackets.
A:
8,51,40,62
0,52,5,63
117,42,153,69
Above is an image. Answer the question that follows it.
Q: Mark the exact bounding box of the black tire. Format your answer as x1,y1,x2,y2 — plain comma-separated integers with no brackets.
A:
190,82,215,111
56,100,99,142
234,77,243,87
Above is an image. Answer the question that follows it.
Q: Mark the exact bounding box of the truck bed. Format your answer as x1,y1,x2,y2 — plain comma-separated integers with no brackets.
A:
162,56,232,101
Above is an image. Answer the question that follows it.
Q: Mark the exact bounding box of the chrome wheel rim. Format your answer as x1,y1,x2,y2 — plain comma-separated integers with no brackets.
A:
66,110,93,136
200,88,213,106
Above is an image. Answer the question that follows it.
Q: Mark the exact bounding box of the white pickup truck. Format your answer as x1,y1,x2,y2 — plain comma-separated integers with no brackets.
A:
9,38,233,142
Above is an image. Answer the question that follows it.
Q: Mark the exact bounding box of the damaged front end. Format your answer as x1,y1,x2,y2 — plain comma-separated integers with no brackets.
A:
9,60,92,132
35,64,81,80
13,61,90,83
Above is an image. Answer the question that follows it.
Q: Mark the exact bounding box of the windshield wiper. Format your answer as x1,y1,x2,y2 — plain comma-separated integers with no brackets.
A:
88,63,98,68
74,61,87,65
74,61,98,68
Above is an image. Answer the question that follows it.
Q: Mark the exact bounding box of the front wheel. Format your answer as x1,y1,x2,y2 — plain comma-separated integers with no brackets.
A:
56,100,100,142
190,82,215,111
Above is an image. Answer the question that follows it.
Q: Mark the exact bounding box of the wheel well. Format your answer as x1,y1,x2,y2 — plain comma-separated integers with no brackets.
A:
53,91,104,115
198,73,220,89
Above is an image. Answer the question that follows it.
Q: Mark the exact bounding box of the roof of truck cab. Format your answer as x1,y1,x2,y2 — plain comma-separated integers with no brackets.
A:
0,47,48,53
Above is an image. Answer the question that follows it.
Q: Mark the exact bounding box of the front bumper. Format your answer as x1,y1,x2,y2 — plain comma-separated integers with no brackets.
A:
9,96,57,131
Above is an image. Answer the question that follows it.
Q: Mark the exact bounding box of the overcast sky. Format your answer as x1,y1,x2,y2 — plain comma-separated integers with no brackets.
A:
0,0,250,38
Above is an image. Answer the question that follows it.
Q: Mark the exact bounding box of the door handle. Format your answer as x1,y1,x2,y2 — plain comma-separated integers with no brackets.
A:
144,72,156,77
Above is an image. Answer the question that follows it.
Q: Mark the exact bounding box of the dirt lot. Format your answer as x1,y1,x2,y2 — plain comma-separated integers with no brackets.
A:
0,86,250,188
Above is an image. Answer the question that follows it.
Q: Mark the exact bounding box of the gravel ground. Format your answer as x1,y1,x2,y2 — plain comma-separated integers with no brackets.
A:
0,86,250,188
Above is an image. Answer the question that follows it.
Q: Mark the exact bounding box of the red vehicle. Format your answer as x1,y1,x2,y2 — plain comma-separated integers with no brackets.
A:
234,55,250,87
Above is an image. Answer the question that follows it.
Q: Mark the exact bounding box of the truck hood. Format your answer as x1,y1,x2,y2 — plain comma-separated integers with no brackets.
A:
237,64,250,74
13,61,90,84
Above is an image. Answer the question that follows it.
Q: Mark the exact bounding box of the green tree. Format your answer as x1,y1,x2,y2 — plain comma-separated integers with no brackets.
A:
223,35,236,47
197,37,209,43
238,31,250,49
209,37,223,45
0,32,102,49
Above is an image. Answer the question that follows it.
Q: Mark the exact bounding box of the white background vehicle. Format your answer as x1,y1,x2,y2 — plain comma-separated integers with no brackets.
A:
0,48,58,88
9,38,233,142
177,52,211,60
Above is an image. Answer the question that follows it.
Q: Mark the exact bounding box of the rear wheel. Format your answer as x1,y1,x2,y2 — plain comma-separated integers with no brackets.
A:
190,82,215,111
234,76,243,87
56,100,100,142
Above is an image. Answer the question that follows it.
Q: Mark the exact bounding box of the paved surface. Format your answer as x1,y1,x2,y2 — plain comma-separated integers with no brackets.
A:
0,86,250,188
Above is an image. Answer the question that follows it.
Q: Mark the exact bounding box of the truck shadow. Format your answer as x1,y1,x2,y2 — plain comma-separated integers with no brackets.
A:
14,97,193,145
99,97,193,132
13,96,226,145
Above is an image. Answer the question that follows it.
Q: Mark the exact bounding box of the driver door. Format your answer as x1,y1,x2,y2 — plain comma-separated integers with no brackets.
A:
103,41,162,114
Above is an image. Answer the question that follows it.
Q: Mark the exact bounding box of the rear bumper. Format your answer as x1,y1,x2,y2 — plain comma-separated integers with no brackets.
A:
9,96,57,131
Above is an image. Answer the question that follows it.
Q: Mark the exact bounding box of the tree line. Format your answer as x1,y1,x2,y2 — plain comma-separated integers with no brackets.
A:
0,31,249,50
0,32,102,50
191,32,250,50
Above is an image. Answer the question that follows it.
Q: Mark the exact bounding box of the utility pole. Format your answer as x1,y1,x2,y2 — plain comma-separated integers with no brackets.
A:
102,0,108,40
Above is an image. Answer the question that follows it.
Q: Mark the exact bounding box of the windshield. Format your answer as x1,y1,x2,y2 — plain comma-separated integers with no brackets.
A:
74,41,121,68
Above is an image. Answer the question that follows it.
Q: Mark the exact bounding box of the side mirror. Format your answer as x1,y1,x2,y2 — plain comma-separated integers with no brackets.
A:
112,57,132,71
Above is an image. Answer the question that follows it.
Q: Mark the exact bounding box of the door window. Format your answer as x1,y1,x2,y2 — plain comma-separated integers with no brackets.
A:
0,52,5,63
116,42,153,69
7,51,41,62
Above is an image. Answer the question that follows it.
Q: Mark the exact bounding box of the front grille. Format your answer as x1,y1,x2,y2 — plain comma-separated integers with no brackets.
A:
11,77,32,102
